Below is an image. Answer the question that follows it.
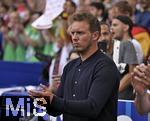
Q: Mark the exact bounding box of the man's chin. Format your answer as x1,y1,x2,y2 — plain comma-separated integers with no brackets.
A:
73,47,81,52
74,49,83,53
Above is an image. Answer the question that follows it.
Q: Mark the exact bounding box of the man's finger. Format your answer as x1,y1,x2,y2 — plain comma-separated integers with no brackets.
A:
28,94,36,99
52,75,61,78
134,67,145,78
142,79,150,88
28,90,43,97
134,76,143,82
39,84,49,91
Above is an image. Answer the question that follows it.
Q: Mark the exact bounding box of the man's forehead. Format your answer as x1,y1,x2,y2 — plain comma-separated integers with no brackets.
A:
69,21,89,31
71,21,89,25
112,19,122,24
101,25,109,31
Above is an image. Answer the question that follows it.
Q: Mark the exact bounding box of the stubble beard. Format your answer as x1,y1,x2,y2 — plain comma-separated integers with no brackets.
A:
73,42,92,55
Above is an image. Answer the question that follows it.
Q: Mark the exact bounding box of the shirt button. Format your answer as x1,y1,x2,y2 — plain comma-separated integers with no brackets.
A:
75,81,77,84
78,69,81,72
73,94,76,97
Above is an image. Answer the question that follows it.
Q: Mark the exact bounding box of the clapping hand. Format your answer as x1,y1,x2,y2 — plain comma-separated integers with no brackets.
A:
28,84,54,104
131,64,150,94
50,75,61,93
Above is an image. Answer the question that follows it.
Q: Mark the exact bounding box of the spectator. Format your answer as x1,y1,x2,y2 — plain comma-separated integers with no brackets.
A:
111,15,138,99
89,1,107,22
102,0,112,9
127,0,140,22
99,22,120,62
63,0,77,18
2,11,18,61
134,0,150,30
111,0,150,61
7,11,26,62
24,13,43,62
26,0,45,13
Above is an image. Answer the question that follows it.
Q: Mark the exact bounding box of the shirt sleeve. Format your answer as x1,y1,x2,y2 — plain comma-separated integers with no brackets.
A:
48,64,120,118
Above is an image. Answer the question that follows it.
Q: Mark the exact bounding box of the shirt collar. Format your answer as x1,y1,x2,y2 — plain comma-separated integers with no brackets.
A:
75,49,101,67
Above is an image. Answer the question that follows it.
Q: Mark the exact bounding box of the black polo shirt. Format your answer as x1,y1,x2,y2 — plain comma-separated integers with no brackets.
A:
47,50,120,121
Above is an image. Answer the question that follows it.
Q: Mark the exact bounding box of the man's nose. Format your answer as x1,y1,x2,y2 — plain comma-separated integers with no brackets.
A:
110,26,113,32
72,33,78,41
100,35,105,40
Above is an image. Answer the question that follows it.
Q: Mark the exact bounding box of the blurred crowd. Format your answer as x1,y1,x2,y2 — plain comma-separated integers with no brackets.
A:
0,0,149,62
0,0,150,101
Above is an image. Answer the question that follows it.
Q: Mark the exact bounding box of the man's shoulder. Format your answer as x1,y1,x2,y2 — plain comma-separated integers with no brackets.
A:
96,51,117,67
131,38,141,46
120,41,134,48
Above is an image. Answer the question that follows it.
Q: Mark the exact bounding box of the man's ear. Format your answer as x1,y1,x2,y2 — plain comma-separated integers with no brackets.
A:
92,31,100,41
123,24,129,32
67,25,72,35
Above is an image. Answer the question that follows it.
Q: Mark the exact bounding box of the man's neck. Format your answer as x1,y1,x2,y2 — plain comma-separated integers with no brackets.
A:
107,40,114,55
122,33,131,41
80,46,98,61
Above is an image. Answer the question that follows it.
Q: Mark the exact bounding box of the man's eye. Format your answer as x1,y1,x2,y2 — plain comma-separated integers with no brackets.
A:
71,32,84,35
103,32,109,35
113,24,117,27
70,32,75,35
76,32,84,35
